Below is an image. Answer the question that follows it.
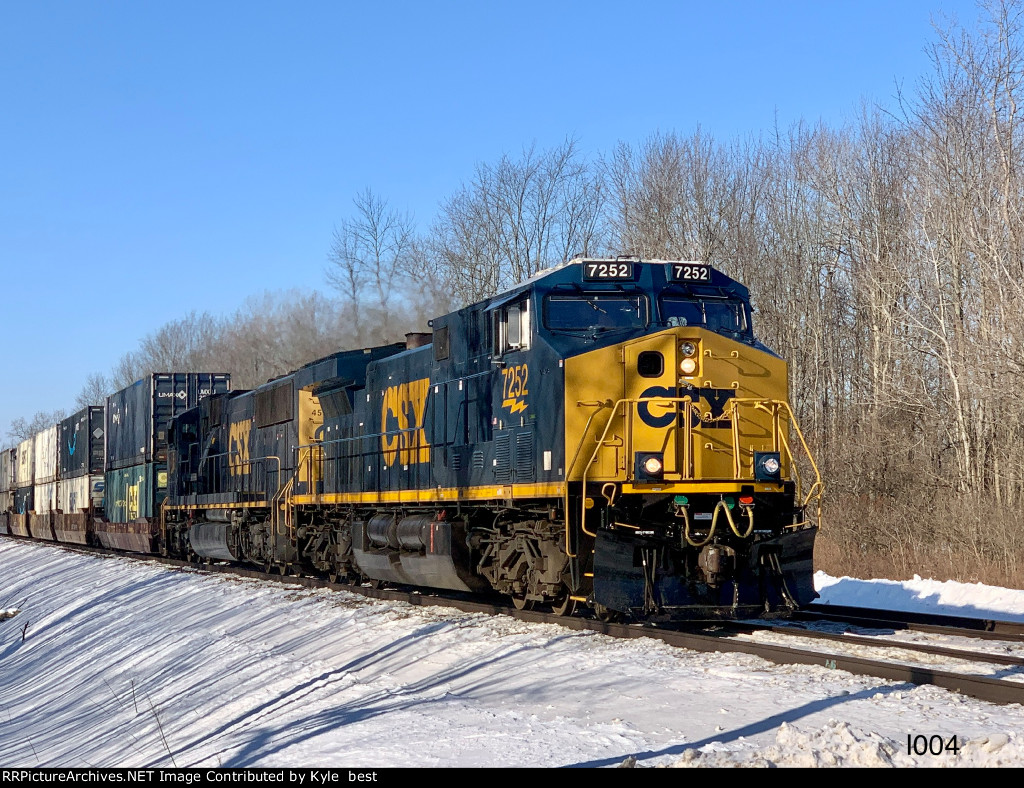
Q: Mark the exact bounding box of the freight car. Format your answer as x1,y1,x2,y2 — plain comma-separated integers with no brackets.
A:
158,257,823,621
0,257,823,622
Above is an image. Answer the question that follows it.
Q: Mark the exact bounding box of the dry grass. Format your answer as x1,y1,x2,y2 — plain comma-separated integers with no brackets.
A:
814,495,1024,590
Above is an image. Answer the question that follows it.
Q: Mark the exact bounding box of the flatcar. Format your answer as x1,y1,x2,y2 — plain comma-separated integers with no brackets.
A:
155,257,823,621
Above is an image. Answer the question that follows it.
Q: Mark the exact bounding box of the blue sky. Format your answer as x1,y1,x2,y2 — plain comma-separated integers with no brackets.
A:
0,0,983,441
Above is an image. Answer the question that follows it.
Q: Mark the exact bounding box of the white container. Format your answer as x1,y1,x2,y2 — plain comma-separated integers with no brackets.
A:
15,437,34,487
34,425,58,484
0,448,13,492
58,474,104,513
34,481,57,514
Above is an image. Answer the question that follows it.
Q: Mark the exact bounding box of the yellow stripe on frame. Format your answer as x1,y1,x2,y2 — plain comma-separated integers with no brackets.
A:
292,482,566,506
165,480,783,511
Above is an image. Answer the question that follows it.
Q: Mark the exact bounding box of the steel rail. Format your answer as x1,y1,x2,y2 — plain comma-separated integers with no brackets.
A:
720,621,1024,667
799,604,1024,642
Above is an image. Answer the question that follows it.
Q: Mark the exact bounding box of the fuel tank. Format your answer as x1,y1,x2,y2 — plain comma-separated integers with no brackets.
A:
353,514,489,592
189,522,239,561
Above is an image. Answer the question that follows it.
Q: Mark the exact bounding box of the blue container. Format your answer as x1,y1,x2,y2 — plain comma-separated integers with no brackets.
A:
106,373,230,471
14,486,33,515
59,406,105,479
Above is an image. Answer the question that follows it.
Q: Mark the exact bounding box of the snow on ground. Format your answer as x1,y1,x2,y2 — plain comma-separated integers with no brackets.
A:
2,539,1024,768
815,573,1024,623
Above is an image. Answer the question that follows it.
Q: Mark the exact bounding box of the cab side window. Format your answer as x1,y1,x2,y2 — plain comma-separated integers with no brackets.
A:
494,298,531,355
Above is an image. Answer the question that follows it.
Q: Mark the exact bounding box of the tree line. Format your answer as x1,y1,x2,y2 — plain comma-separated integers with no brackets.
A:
9,0,1024,584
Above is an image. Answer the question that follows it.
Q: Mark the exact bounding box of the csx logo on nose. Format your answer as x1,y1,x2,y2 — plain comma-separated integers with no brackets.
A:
637,386,677,428
637,385,734,428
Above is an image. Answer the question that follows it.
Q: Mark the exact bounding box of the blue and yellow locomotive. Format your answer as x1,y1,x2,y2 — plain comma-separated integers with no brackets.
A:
164,257,823,621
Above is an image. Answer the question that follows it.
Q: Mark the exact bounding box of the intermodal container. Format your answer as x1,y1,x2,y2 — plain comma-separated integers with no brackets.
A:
33,425,58,484
104,463,157,522
59,406,105,479
0,448,14,494
33,481,57,514
0,448,9,533
15,438,34,488
106,373,231,471
14,486,33,515
58,474,104,514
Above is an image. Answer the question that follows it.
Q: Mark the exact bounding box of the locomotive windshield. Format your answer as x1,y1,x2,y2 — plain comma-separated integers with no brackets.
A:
659,295,750,337
543,293,648,332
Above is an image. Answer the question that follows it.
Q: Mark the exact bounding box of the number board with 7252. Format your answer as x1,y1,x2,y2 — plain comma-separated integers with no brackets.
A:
668,262,711,282
583,261,635,281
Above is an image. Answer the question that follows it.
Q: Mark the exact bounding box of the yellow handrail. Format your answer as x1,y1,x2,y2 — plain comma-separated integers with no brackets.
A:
567,395,824,550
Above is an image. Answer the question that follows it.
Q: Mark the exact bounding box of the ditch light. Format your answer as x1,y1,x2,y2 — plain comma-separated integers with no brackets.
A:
635,452,664,482
754,451,781,481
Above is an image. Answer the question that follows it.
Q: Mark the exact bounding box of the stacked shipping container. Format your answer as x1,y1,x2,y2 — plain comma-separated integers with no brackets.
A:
99,373,230,551
30,425,58,539
2,373,229,551
55,406,106,543
0,447,13,534
58,406,105,513
11,437,34,536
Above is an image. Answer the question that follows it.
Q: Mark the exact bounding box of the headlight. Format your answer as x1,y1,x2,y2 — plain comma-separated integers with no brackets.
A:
763,457,780,474
680,357,697,375
680,341,697,357
644,456,664,475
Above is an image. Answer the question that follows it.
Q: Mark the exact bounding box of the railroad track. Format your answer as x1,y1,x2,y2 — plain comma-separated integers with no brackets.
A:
797,603,1024,641
721,620,1024,665
5,534,1024,706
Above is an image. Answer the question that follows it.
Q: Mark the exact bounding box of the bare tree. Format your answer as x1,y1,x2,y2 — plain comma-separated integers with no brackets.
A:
110,350,149,392
109,311,223,390
428,184,505,305
75,372,114,409
214,291,291,388
604,128,735,262
138,311,222,371
326,189,417,343
6,411,65,445
5,1,1019,588
428,138,608,307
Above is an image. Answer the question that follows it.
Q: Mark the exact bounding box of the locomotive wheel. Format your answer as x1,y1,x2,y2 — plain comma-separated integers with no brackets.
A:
511,594,535,611
593,603,623,623
550,594,577,617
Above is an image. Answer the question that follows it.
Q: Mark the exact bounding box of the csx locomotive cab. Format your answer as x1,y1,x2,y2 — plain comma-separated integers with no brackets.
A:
546,258,821,619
